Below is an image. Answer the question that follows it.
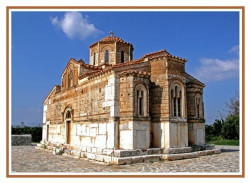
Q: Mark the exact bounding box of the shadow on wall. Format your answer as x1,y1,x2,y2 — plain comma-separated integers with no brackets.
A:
149,82,163,148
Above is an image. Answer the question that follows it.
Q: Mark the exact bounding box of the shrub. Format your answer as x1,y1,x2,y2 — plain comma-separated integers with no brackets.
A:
11,126,42,143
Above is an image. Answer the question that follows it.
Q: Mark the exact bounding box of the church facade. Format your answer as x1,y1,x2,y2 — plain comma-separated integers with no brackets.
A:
42,34,206,156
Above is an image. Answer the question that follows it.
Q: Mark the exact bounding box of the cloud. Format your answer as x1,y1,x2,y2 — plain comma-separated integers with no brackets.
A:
51,12,101,40
193,58,239,82
228,45,239,54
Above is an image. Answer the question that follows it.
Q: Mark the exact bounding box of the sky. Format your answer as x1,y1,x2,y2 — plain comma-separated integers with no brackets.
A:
11,11,239,126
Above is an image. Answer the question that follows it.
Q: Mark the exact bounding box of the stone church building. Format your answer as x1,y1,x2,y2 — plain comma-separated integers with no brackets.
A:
41,33,207,162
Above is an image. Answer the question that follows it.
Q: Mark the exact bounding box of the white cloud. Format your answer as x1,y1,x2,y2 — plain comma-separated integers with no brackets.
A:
228,45,239,54
193,58,239,82
51,12,101,40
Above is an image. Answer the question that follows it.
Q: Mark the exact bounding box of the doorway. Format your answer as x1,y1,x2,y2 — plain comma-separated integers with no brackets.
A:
66,120,71,144
46,125,49,141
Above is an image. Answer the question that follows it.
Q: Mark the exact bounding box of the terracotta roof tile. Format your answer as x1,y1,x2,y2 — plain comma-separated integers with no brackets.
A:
90,36,133,48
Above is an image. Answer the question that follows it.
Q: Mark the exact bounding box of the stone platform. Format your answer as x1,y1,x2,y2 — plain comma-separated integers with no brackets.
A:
36,141,220,165
12,135,32,146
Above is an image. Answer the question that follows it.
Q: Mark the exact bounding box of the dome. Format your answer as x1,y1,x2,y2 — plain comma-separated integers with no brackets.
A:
90,34,133,48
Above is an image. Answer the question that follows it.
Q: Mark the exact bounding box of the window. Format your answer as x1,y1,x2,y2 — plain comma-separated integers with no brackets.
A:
130,50,133,61
67,71,73,88
121,51,124,63
66,111,71,119
105,50,109,64
93,53,96,65
195,95,202,119
135,84,148,117
171,83,183,117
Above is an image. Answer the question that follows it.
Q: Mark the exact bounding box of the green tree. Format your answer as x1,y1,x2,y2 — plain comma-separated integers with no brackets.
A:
222,114,239,140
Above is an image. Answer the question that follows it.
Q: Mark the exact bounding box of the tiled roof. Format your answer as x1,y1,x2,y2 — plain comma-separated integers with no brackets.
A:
90,36,133,48
79,49,187,80
78,59,100,69
78,70,101,79
185,73,205,87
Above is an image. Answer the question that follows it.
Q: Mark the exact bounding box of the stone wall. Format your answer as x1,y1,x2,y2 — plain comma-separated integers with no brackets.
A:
43,71,120,149
12,135,32,146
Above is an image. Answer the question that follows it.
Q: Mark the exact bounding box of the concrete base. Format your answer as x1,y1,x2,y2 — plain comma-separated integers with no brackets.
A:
36,141,220,165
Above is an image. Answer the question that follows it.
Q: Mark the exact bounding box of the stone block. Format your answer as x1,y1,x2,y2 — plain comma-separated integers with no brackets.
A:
103,149,114,156
198,151,208,156
112,157,133,165
161,154,184,161
81,146,87,152
89,128,97,137
95,155,104,162
87,147,92,152
213,149,221,154
147,148,163,155
205,150,214,155
98,123,106,134
64,149,71,155
92,147,97,153
114,150,138,157
96,148,103,155
71,150,81,157
182,152,199,159
131,156,144,164
86,153,96,160
120,130,133,149
103,156,112,163
135,130,149,149
143,155,160,163
163,147,192,154
95,135,106,148
80,151,87,158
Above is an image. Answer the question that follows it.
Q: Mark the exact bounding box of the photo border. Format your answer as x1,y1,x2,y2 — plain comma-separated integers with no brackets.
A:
6,6,245,178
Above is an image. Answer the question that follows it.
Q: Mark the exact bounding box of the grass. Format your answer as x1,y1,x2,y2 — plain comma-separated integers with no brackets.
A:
206,136,239,146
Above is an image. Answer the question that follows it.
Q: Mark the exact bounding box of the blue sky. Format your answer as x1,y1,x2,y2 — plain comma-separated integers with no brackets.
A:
11,11,239,126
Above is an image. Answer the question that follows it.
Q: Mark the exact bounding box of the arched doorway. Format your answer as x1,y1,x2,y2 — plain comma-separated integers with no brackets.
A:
65,110,72,144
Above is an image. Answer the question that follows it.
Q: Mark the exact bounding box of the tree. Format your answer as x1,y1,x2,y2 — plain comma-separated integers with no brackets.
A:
222,114,239,140
226,92,239,116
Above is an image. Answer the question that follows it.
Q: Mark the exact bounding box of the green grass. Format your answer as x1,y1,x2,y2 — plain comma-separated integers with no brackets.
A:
206,136,239,146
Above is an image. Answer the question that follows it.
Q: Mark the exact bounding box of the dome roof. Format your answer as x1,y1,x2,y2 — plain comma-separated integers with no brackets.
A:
90,35,133,48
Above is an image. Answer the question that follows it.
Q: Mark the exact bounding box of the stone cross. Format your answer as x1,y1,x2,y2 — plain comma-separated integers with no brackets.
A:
109,31,114,36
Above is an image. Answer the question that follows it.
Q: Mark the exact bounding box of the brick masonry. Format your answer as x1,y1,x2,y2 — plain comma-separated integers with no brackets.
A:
40,34,207,164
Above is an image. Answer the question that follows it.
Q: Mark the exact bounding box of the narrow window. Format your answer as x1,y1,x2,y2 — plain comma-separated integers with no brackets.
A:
121,51,124,63
178,91,182,117
197,104,200,118
139,91,144,115
174,97,177,117
105,50,109,64
93,53,96,65
178,98,181,117
130,51,133,61
66,111,71,119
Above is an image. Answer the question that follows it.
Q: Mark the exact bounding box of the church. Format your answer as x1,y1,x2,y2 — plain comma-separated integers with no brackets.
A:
41,32,210,164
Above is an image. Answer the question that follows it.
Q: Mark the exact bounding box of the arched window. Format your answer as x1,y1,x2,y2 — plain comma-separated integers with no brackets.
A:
66,111,71,119
195,94,203,119
121,51,124,63
105,50,109,64
93,52,96,65
68,70,73,88
135,84,148,117
171,82,183,118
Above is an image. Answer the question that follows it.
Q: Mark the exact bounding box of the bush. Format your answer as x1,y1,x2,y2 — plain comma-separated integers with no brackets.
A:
221,114,239,140
206,136,239,146
11,126,42,143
